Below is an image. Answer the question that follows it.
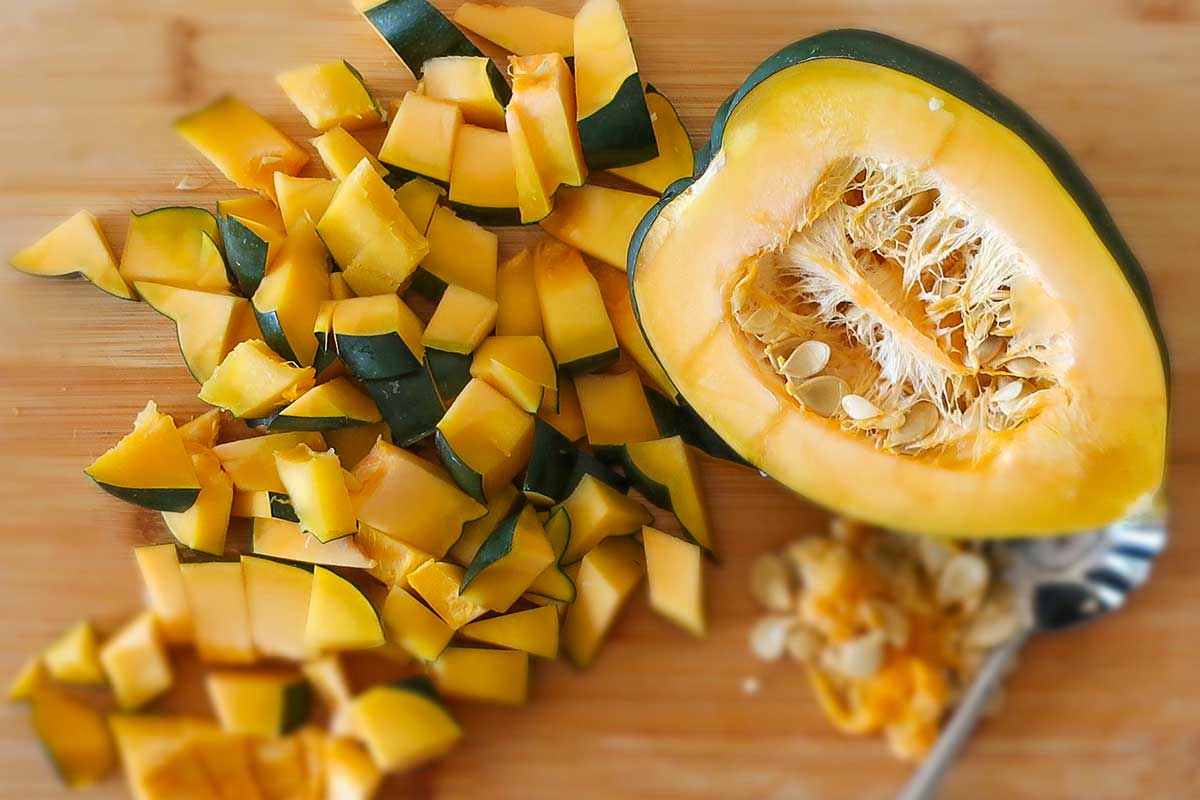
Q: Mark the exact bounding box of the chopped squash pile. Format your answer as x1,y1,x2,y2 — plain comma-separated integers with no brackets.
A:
5,0,720,794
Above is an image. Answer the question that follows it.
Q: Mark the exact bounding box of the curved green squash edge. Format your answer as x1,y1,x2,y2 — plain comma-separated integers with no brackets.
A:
579,73,659,171
626,29,1170,397
88,480,200,513
433,430,487,504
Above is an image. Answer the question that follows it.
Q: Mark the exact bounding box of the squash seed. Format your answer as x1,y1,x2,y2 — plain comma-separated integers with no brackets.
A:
975,335,1005,365
781,340,831,381
1003,356,1042,378
824,630,885,680
887,401,939,447
793,375,848,417
991,379,1025,404
842,394,882,421
963,596,1021,649
749,615,794,661
749,553,793,612
741,307,779,336
935,552,989,612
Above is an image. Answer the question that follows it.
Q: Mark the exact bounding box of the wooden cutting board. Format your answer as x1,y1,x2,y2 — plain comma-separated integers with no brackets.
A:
0,1,1196,797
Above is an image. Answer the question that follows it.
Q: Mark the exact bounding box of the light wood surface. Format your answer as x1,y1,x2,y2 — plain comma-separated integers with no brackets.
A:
1,1,1197,798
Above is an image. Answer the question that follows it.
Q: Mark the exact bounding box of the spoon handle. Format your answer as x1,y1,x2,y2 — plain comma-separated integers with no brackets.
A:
895,629,1032,800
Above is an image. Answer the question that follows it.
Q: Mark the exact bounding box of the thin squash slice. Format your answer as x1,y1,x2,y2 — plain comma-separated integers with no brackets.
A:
435,378,535,504
350,439,486,557
175,95,308,201
43,620,105,685
590,262,678,399
277,60,384,132
231,489,299,522
323,737,383,800
540,184,657,271
250,518,375,570
623,436,714,553
30,682,115,788
136,282,251,383
532,238,618,374
179,561,257,664
641,526,705,636
460,505,555,612
100,612,173,710
525,506,576,603
573,0,656,170
378,92,462,186
217,195,284,232
607,85,695,192
495,248,543,336
206,671,312,737
446,483,523,567
459,604,559,659
212,431,326,493
358,526,434,587
305,566,384,652
558,473,652,563
332,293,425,380
470,335,557,413
326,422,390,470
429,648,529,705
523,417,625,506
414,206,499,299
312,126,390,182
85,401,200,512
264,378,382,431
199,339,316,419
394,177,445,234
508,53,588,223
574,370,660,461
10,210,134,299
420,56,508,130
380,586,453,662
119,207,229,292
219,212,283,296
453,3,574,57
538,373,587,440
422,285,499,355
317,158,429,296
426,349,473,404
274,444,358,542
162,444,234,555
252,240,331,366
561,536,644,667
242,555,314,661
351,679,462,772
133,543,193,645
363,363,446,447
448,124,521,226
405,561,487,629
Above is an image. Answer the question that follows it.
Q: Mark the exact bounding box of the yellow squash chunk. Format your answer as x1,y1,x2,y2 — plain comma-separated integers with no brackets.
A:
429,647,529,705
624,436,715,553
133,543,193,645
447,483,523,567
394,177,445,234
8,655,47,701
213,431,326,493
471,335,557,413
175,95,309,201
591,262,678,398
532,238,618,373
539,373,587,440
378,91,462,184
119,206,228,292
137,282,251,382
642,527,705,636
274,444,357,542
324,737,383,800
608,86,695,192
381,586,453,662
459,604,560,658
495,248,543,336
199,339,316,419
251,518,375,570
206,671,312,737
406,561,487,630
332,293,426,380
30,683,115,788
85,401,200,513
272,379,382,431
305,566,384,652
420,56,506,129
448,125,520,224
561,536,645,666
9,209,133,299
558,473,653,563
110,715,218,800
351,681,462,772
242,555,314,661
326,422,390,470
508,53,588,223
540,184,656,270
217,195,284,232
274,173,338,240
435,379,534,503
453,3,574,56
422,285,499,355
351,439,486,556
100,612,173,709
190,725,264,800
43,620,104,685
574,370,660,460
252,241,331,367
250,733,310,800
180,561,257,664
461,506,555,612
312,126,390,181
317,158,430,296
277,60,384,132
178,408,223,449
357,525,434,588
162,445,234,555
420,206,499,298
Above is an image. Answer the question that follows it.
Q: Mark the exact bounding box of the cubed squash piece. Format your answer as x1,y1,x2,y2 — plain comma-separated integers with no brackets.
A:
540,183,657,270
274,173,339,239
213,431,327,493
30,683,115,788
137,282,253,383
415,206,499,299
9,209,134,299
561,536,645,666
522,417,625,507
381,587,453,662
435,379,534,503
357,526,434,588
453,3,574,57
448,125,521,226
642,526,706,636
447,483,523,567
199,340,316,419
85,401,200,512
242,555,314,661
429,647,529,704
461,505,555,612
420,56,507,129
252,241,331,367
162,444,234,555
98,612,174,710
231,489,298,522
109,715,219,800
378,92,462,185
43,621,104,685
217,195,284,231
250,733,310,800
324,736,383,800
607,85,695,193
422,285,499,355
267,378,382,433
312,126,390,181
470,335,557,413
426,348,474,404
250,518,375,570
459,605,560,658
178,409,223,449
174,96,309,201
273,444,357,543
351,679,461,772
305,567,384,653
394,177,445,234
539,374,587,440
219,212,284,297
133,543,193,644
558,473,653,563
190,725,264,800
532,238,618,374
575,370,660,461
317,158,429,296
495,248,543,336
119,207,229,292
355,0,494,80
623,436,715,554
180,561,257,664
332,294,425,380
591,262,679,399
406,561,486,630
206,671,312,737
277,60,384,132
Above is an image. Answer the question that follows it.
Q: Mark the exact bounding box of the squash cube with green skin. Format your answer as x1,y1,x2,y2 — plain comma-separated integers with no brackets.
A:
452,3,574,57
273,444,357,543
413,206,498,299
351,679,462,772
212,431,327,494
526,506,578,604
180,561,257,664
217,194,284,232
206,671,312,738
9,209,134,300
277,60,384,132
435,379,535,504
119,206,230,293
198,339,316,420
363,364,447,448
264,378,382,432
460,505,556,612
251,238,331,367
378,92,462,185
242,555,314,662
561,536,645,667
623,436,716,554
522,418,626,507
43,621,105,685
356,525,434,588
531,238,618,375
218,212,283,296
459,605,560,659
558,473,653,564
429,648,529,705
421,286,499,355
381,586,453,662
447,483,523,567
305,567,384,653
85,401,200,513
405,561,487,630
250,518,375,570
332,294,426,381
607,85,696,193
421,56,508,129
137,282,252,383
162,445,233,556
448,124,522,226
470,335,558,413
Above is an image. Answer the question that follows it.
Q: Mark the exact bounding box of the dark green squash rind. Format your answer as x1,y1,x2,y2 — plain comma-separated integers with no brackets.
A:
407,267,449,301
522,419,627,506
365,366,444,446
459,510,520,590
336,331,422,380
268,492,300,523
252,308,301,364
280,681,313,735
446,201,524,228
217,214,269,296
88,481,200,513
425,349,473,404
578,73,659,171
558,347,621,377
434,430,487,504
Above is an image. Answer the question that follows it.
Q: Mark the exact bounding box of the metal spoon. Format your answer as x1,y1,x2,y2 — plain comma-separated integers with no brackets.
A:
896,492,1169,800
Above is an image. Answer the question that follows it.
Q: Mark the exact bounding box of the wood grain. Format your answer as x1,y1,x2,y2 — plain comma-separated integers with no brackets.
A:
1,1,1197,798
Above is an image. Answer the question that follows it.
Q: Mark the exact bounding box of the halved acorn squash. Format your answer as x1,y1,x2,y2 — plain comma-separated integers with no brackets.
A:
629,31,1168,537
